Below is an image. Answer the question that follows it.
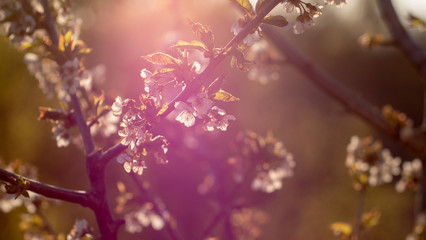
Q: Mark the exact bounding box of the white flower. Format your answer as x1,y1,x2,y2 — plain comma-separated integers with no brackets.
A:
140,68,152,79
324,0,346,8
112,96,126,116
203,106,236,131
92,111,119,137
118,125,145,151
67,219,91,240
174,101,196,127
60,58,80,94
52,125,71,147
187,93,212,117
396,159,422,193
124,204,165,233
117,153,144,175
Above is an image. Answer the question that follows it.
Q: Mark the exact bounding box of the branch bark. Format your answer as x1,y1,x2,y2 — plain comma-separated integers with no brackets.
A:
376,0,426,80
262,26,426,160
0,168,91,207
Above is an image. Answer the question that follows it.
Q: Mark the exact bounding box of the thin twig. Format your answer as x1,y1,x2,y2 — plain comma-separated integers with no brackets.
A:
70,94,95,154
0,168,91,207
161,0,283,117
354,188,366,240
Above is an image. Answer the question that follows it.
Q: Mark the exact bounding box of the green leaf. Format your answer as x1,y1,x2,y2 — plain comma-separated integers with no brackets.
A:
171,40,207,52
142,52,180,65
213,89,240,102
262,15,289,27
230,0,254,15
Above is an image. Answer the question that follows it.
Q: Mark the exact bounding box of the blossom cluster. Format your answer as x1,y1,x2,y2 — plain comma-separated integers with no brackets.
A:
246,40,280,84
230,0,347,50
281,0,323,34
67,219,93,240
346,136,401,190
230,131,295,194
124,203,166,233
395,158,422,193
112,95,169,175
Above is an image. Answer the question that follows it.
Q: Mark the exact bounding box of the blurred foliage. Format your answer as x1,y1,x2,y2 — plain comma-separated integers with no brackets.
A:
1,0,425,239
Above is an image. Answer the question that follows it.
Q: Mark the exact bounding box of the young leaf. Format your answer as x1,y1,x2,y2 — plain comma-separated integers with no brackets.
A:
39,107,67,122
330,222,352,238
142,52,180,65
230,0,254,15
171,40,207,52
157,103,169,116
262,15,289,27
188,20,215,50
213,89,240,102
230,49,252,71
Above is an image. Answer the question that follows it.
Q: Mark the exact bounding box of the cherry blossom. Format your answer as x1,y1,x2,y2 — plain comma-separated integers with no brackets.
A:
203,106,236,131
174,101,196,127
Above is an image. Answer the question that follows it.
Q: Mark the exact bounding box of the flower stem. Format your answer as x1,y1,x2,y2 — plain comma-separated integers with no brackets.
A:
355,188,366,240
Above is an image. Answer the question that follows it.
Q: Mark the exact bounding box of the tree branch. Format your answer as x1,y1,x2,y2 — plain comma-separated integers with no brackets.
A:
0,168,91,207
376,0,426,80
70,93,95,154
262,26,426,159
99,143,128,166
376,0,426,130
162,0,283,117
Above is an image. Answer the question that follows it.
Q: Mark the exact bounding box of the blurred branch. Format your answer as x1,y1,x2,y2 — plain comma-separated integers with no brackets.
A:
377,0,426,130
262,26,426,160
354,189,366,240
376,0,426,80
40,0,59,46
130,173,183,240
0,168,91,207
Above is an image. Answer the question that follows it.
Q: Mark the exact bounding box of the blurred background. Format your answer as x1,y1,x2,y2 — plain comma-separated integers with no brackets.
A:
0,0,425,239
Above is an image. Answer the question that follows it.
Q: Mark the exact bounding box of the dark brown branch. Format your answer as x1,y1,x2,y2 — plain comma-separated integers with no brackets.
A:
262,26,426,159
70,94,95,154
39,3,118,239
0,168,91,207
377,0,426,80
86,151,124,240
40,0,59,46
99,143,128,166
